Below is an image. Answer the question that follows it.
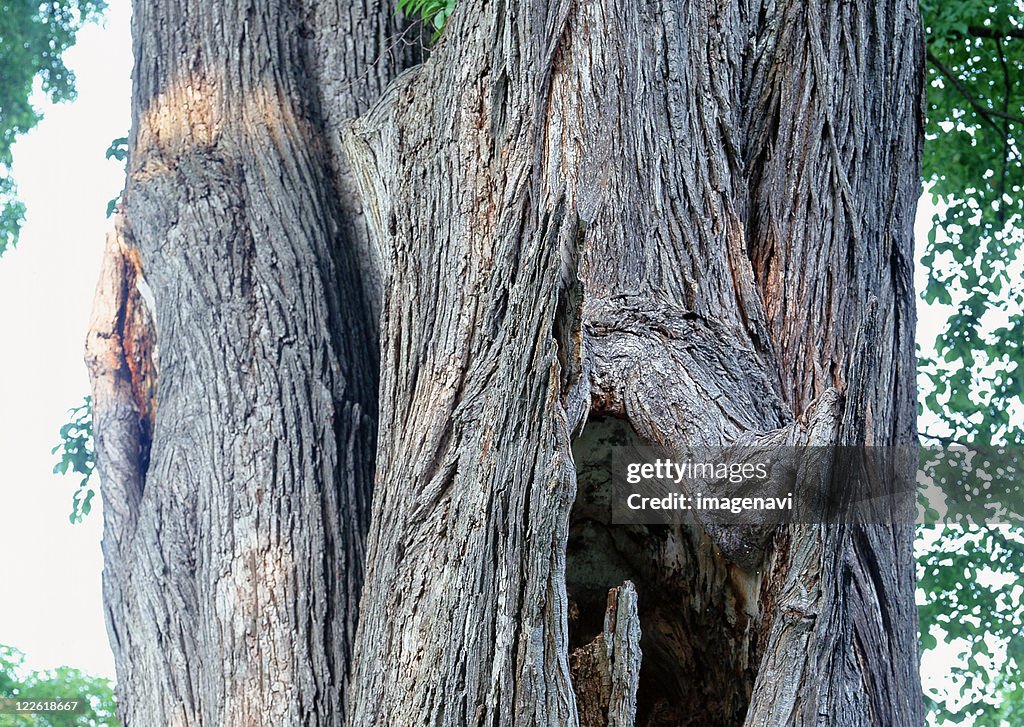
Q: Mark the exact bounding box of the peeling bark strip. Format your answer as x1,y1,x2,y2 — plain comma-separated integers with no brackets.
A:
570,583,642,727
86,217,153,560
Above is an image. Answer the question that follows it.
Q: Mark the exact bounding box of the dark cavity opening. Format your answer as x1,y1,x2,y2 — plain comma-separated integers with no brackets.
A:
567,416,760,727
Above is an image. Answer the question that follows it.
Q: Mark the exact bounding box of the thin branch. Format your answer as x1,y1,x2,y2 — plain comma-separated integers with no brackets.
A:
965,25,1024,41
919,429,974,448
997,36,1011,226
926,50,1024,129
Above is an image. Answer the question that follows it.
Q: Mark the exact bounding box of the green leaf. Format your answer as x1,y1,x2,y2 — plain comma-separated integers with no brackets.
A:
53,396,97,524
397,0,457,40
0,1,108,253
104,136,128,162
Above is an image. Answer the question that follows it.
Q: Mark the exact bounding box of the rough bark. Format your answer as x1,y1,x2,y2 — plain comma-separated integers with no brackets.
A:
86,1,414,724
345,0,923,725
569,582,642,727
89,0,924,724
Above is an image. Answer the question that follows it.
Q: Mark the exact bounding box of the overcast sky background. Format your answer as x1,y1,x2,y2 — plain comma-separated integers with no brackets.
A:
0,1,130,679
0,2,1002,720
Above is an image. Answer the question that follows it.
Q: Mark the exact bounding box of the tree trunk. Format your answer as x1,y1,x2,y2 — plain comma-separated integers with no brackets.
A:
88,0,924,725
86,2,415,724
344,0,922,725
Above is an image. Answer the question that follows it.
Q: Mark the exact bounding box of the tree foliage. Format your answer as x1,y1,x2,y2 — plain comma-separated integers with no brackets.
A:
920,0,1023,445
0,0,106,256
919,1,1024,723
51,396,95,524
917,527,1024,726
0,644,118,726
397,0,455,39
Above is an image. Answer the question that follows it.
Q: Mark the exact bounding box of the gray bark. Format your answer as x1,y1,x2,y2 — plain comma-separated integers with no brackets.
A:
88,0,925,724
86,1,414,724
570,582,642,727
345,0,923,725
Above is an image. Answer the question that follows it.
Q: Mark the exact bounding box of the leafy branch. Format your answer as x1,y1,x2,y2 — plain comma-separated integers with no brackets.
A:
918,1,1024,723
926,50,1024,130
104,136,128,217
52,396,96,524
0,0,108,255
397,0,456,40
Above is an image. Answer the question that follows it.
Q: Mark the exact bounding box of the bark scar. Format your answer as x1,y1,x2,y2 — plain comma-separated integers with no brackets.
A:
85,215,157,540
120,245,158,441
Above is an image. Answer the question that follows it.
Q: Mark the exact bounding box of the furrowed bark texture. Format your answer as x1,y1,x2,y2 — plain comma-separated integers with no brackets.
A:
91,0,923,723
87,1,414,724
347,0,923,725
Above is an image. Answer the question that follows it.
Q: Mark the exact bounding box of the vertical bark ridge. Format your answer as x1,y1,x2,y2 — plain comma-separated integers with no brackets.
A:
345,2,588,724
299,0,423,325
744,0,922,431
740,0,924,723
569,582,642,727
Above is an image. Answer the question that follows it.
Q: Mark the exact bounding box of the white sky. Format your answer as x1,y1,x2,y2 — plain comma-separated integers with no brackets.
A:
0,4,1012,723
0,2,130,679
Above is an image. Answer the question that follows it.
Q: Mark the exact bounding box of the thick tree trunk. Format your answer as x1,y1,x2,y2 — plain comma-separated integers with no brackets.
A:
88,0,924,724
86,1,415,724
345,0,922,725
